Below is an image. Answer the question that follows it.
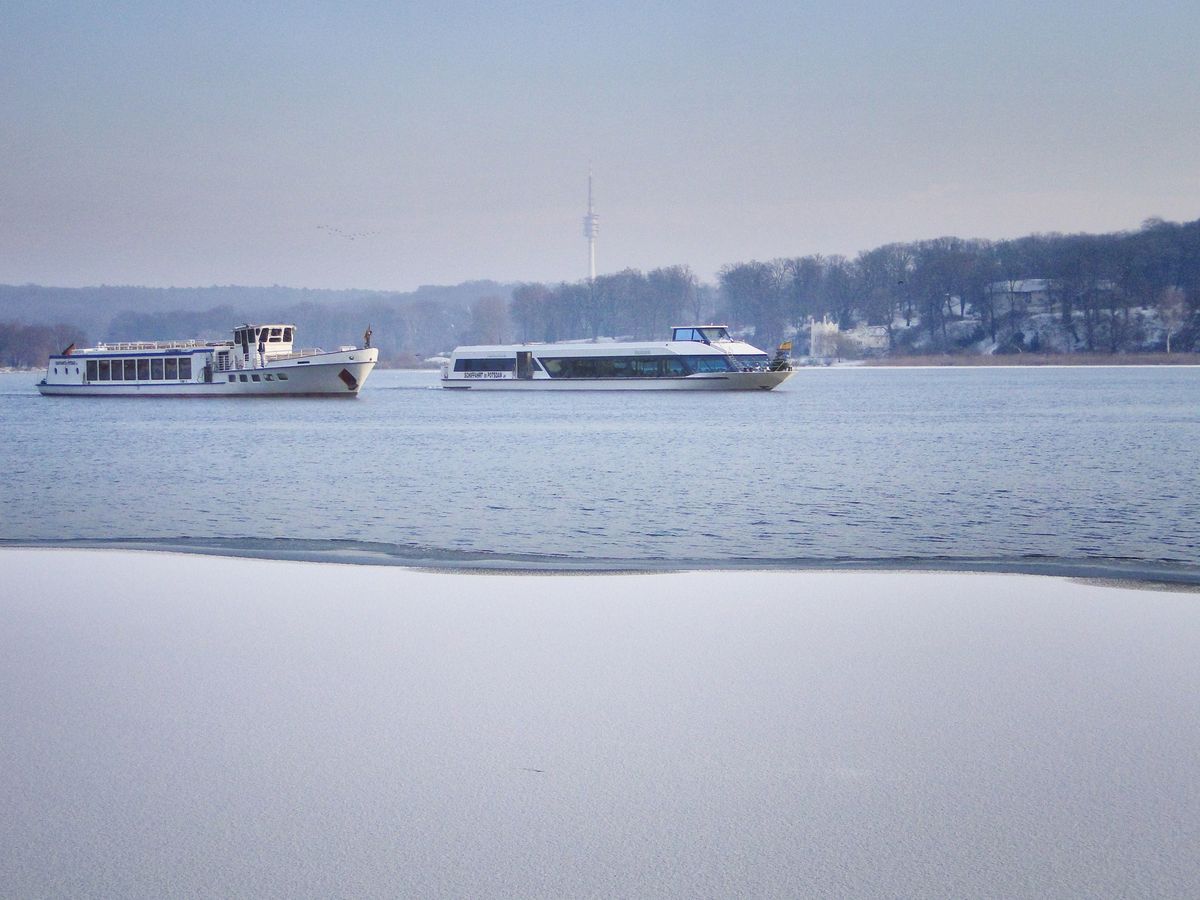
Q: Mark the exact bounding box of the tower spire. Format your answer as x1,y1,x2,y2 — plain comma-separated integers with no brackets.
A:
582,168,599,282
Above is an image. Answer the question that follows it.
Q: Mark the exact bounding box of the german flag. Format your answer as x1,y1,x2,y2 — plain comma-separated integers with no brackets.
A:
61,343,76,355
777,340,793,352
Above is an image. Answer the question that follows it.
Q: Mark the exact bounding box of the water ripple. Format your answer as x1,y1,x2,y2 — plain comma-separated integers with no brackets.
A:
2,367,1199,586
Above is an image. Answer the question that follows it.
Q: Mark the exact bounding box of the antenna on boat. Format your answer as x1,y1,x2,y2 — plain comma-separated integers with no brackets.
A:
583,167,598,282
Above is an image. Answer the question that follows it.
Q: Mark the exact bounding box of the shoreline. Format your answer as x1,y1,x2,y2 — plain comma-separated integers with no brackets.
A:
859,352,1200,366
3,538,1198,587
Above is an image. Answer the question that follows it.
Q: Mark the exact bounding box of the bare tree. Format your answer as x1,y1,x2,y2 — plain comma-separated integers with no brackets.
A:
465,295,511,345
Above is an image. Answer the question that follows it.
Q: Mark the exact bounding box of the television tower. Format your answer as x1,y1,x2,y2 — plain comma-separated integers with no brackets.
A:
582,169,599,281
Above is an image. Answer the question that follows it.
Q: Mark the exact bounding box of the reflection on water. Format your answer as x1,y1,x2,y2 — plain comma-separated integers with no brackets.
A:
2,367,1199,576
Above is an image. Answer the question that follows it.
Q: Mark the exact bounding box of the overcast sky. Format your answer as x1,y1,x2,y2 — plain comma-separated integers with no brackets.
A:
3,0,1198,291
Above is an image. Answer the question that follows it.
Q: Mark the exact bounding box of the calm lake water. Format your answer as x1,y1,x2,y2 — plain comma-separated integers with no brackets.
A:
2,366,1198,580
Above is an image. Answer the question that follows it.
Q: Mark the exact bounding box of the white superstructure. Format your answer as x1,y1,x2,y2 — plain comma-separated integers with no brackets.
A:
441,325,793,391
38,323,378,397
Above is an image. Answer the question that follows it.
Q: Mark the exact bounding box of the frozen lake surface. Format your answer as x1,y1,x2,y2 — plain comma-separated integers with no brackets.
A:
2,549,1198,898
2,366,1199,582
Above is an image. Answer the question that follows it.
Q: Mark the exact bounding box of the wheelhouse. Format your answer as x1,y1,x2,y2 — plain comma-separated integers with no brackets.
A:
233,324,294,352
671,325,735,344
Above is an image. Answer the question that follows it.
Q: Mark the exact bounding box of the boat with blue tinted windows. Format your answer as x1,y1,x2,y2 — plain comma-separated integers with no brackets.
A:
441,325,793,391
37,323,377,397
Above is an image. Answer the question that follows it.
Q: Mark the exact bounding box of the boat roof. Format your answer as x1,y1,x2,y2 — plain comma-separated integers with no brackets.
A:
451,338,767,356
59,323,297,356
55,342,223,357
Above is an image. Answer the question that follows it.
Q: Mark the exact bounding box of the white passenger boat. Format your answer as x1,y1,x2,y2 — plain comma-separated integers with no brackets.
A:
37,323,378,397
441,326,793,390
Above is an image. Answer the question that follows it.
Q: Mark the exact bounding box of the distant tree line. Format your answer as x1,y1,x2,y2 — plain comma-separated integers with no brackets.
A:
0,281,513,366
0,322,87,368
710,218,1200,353
498,218,1200,356
3,219,1198,364
509,266,714,343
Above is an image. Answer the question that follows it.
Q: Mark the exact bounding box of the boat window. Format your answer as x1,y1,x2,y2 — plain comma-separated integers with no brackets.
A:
136,359,149,380
86,360,97,380
228,375,236,383
124,360,137,380
179,358,192,380
251,373,261,382
278,372,288,380
453,358,515,372
238,374,247,382
151,359,164,379
699,327,731,342
110,360,123,381
165,358,178,379
283,328,293,342
269,328,282,341
540,356,684,378
98,360,111,381
680,355,734,374
672,328,701,342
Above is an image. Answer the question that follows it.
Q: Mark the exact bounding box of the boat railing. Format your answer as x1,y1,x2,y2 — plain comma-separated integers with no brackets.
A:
723,356,773,373
727,353,792,373
96,339,209,351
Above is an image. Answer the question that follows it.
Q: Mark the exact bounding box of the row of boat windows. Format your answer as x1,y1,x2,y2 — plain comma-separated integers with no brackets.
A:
236,327,292,344
542,355,773,377
454,358,522,372
453,354,772,378
84,358,193,381
227,373,289,382
541,356,692,378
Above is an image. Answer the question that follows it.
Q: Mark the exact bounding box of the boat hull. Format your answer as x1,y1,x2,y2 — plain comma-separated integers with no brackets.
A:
37,351,377,397
441,370,792,391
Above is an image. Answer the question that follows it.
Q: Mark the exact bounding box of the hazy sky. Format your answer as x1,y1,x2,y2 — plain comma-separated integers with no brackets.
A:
3,1,1198,290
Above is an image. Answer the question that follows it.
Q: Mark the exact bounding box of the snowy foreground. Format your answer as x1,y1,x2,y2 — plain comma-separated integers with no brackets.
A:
2,549,1198,898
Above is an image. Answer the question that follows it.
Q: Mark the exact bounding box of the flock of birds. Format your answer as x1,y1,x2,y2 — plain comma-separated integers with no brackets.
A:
316,224,382,241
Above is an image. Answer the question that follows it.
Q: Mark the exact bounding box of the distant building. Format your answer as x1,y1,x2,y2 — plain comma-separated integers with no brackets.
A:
987,279,1055,309
809,317,839,358
846,324,889,352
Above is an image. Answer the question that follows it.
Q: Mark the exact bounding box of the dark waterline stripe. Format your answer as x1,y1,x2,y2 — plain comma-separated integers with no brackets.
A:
3,537,1199,588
